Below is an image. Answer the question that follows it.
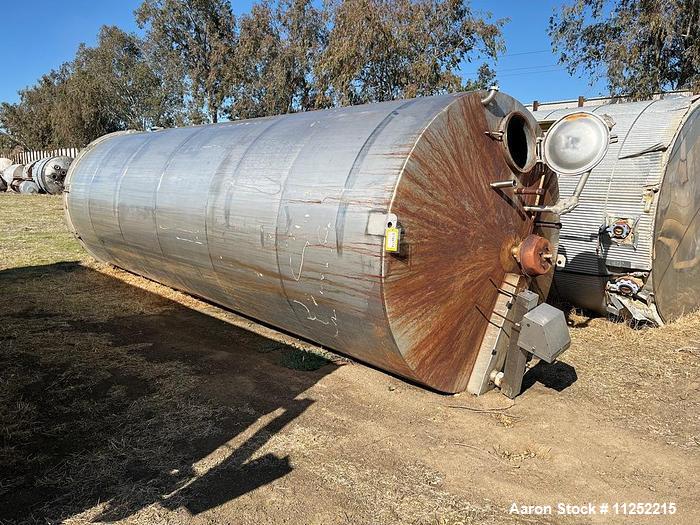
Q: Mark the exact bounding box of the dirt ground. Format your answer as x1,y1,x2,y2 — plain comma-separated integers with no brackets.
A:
1,193,698,525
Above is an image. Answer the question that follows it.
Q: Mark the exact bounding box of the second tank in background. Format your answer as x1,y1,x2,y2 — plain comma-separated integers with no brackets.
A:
531,95,700,324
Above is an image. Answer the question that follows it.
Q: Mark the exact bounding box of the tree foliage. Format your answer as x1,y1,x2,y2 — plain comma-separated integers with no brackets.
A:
1,0,504,150
136,0,237,123
0,70,66,150
0,27,178,149
317,0,504,106
227,0,328,119
550,0,700,97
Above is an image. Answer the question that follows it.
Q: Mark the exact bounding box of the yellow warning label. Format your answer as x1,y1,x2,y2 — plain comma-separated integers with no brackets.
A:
385,227,400,252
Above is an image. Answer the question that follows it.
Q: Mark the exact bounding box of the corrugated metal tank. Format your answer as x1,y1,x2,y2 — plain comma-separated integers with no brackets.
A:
532,96,700,323
65,91,559,393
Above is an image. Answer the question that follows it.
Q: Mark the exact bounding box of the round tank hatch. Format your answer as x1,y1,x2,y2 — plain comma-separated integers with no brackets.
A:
542,112,610,175
501,111,537,173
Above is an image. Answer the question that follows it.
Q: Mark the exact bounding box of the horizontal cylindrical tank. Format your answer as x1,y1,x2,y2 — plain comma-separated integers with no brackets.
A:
65,91,559,393
532,96,700,324
33,155,72,194
22,159,40,181
18,180,40,194
1,164,24,188
0,157,12,173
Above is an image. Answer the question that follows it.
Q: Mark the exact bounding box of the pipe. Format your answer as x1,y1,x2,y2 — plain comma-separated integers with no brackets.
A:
490,179,516,189
523,170,591,215
481,85,499,106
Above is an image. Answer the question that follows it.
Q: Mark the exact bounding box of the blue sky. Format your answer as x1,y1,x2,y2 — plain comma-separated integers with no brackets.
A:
0,0,608,106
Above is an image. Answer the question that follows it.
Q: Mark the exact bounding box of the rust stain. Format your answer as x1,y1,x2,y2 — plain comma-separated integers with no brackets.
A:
383,93,554,393
563,112,589,121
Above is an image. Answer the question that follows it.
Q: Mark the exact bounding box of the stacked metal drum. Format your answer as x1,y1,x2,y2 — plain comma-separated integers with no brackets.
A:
0,155,73,194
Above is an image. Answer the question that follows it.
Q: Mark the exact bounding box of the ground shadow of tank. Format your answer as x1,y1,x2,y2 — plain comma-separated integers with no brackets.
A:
548,243,611,316
0,262,338,522
521,361,578,393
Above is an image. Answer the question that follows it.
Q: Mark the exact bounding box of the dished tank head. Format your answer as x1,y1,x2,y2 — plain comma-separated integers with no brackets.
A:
64,91,562,393
653,103,700,322
33,155,72,194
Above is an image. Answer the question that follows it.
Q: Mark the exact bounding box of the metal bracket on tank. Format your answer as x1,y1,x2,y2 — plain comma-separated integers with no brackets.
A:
366,212,397,236
493,295,570,398
468,286,571,398
522,170,591,215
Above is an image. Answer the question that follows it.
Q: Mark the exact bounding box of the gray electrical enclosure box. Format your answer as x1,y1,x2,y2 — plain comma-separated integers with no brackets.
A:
517,303,571,363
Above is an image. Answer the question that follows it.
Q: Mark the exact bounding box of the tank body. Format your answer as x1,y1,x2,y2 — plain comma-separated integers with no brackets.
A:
0,157,12,173
33,155,72,194
1,164,24,188
65,91,556,392
532,96,700,323
18,180,40,194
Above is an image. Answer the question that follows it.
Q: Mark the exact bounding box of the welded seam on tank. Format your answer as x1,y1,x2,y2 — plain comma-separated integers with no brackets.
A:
334,99,418,254
64,133,102,238
113,135,158,246
153,126,212,263
201,120,277,296
204,117,284,298
599,100,653,223
578,102,653,275
274,113,344,329
617,99,692,158
84,135,137,261
384,95,465,234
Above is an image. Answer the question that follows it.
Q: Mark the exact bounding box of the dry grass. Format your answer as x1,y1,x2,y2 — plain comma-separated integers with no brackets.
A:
0,193,239,521
562,308,700,449
0,194,84,270
0,194,335,523
1,193,698,524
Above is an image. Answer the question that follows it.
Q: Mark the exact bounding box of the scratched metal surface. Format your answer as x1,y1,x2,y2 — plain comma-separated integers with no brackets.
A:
64,91,552,393
653,105,700,321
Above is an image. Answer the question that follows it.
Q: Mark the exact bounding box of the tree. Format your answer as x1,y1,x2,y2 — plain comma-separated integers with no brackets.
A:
0,26,182,149
136,0,237,123
0,69,68,150
549,0,700,98
52,26,173,146
316,0,505,106
226,0,328,119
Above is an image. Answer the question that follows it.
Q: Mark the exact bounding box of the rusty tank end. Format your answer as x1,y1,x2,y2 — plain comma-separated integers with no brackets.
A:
64,91,560,394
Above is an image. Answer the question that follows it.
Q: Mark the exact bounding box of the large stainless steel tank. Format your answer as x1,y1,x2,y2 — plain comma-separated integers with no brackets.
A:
32,155,72,194
65,91,572,394
1,164,24,192
532,96,700,324
0,157,12,173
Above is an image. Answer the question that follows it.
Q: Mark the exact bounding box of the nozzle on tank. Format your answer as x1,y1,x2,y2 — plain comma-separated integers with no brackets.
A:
511,234,553,276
